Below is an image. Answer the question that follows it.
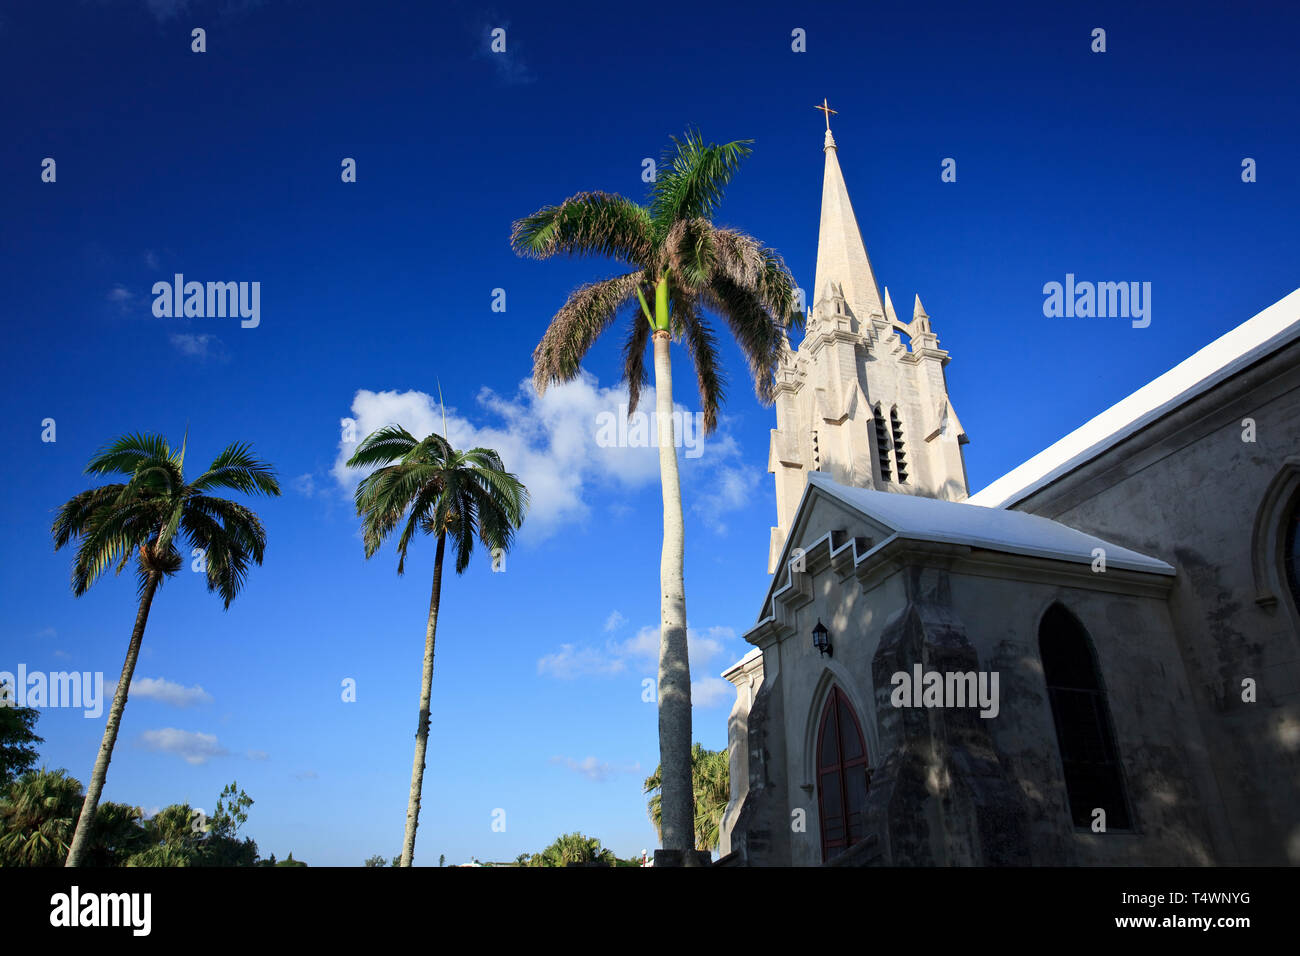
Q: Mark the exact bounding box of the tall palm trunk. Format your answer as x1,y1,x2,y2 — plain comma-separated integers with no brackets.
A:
400,531,446,867
652,329,694,856
65,572,160,867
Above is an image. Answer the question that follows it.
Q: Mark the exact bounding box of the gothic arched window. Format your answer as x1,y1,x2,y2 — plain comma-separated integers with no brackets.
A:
1039,605,1131,830
816,686,871,861
890,407,909,484
873,405,892,482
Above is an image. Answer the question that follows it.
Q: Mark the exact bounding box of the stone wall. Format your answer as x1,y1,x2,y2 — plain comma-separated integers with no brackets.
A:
1015,341,1300,864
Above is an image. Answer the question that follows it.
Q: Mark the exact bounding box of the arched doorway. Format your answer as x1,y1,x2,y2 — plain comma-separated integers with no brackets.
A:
816,685,870,861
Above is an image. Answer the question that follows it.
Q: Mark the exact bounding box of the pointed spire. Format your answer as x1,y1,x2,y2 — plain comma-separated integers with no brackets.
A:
884,287,899,325
812,125,885,323
778,326,795,367
913,294,928,320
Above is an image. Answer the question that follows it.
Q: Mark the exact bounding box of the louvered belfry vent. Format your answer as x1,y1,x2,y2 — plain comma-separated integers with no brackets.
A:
891,407,908,484
873,405,891,482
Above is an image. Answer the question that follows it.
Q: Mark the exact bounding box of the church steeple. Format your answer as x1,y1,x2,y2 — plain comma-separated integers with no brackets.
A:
811,122,885,324
765,113,971,573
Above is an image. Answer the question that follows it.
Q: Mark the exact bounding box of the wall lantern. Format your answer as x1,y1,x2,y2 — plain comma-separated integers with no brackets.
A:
812,619,832,658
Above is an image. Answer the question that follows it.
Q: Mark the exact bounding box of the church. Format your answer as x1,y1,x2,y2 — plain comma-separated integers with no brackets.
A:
717,121,1300,866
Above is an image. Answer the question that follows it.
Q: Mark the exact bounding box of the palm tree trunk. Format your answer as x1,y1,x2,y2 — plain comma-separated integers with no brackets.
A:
400,531,446,867
65,572,160,867
652,329,695,856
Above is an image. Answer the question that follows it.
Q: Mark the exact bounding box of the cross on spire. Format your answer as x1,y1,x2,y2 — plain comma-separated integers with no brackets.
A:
814,98,837,130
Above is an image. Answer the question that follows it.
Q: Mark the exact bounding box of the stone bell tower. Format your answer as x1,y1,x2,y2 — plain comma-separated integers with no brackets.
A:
768,121,970,572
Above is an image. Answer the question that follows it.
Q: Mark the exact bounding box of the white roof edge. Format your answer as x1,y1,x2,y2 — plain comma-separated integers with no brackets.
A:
807,472,1174,575
745,476,1173,642
968,288,1300,509
721,646,762,680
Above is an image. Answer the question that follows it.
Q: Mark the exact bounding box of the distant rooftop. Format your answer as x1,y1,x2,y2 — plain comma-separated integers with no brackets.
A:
968,288,1300,509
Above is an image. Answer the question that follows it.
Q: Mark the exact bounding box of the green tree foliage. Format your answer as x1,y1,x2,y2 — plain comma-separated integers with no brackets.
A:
0,684,44,788
0,772,269,867
0,767,84,866
644,743,730,852
525,832,618,867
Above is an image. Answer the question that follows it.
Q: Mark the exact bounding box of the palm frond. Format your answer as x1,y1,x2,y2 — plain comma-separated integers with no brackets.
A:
84,433,173,477
704,276,786,406
190,442,281,497
621,310,652,418
531,271,643,395
665,217,716,291
711,229,801,332
70,498,163,595
346,424,421,469
678,298,725,434
510,191,654,265
55,432,278,608
181,498,266,608
52,485,126,551
649,132,753,234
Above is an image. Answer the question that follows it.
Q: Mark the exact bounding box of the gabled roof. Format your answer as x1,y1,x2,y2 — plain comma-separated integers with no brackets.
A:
805,473,1173,574
968,288,1300,509
753,473,1172,633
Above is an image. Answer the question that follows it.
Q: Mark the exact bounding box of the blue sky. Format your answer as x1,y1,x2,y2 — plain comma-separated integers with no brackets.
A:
2,0,1297,865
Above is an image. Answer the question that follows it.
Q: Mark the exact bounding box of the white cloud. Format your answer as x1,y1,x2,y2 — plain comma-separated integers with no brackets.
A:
691,677,735,708
113,676,213,708
143,250,160,270
108,285,135,313
332,377,759,546
138,728,227,765
291,473,316,497
693,463,762,534
143,0,192,21
537,624,737,687
293,769,319,781
331,376,752,543
549,756,641,782
537,643,626,679
604,610,626,632
610,625,734,669
246,749,269,761
169,333,224,360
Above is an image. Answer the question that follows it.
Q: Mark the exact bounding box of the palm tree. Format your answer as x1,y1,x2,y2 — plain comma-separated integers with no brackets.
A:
53,432,280,866
86,801,149,866
512,131,799,856
644,742,731,853
347,424,528,867
0,767,84,866
528,832,617,867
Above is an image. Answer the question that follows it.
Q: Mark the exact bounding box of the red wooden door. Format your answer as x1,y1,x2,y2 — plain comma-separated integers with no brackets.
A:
817,686,870,861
